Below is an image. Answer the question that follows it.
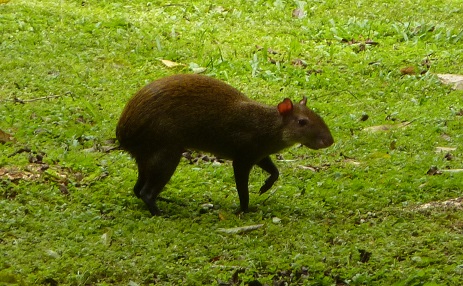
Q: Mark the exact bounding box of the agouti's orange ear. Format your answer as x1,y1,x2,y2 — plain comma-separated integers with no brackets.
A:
277,98,293,115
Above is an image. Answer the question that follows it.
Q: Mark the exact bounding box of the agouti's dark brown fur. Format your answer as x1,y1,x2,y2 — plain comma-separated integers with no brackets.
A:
116,74,333,215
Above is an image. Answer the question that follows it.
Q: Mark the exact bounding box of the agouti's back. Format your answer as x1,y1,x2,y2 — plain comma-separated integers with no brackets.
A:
116,74,333,215
117,74,269,158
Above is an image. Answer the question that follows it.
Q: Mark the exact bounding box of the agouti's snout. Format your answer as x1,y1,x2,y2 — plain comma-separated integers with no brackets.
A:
116,74,333,215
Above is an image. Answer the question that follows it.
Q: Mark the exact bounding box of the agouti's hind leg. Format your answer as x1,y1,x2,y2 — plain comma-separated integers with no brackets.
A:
133,163,146,198
139,150,182,216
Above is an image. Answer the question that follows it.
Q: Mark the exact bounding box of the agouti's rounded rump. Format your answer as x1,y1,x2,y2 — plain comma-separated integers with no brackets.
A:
116,74,333,215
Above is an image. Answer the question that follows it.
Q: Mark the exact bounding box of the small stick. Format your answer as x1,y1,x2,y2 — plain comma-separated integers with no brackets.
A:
18,94,64,103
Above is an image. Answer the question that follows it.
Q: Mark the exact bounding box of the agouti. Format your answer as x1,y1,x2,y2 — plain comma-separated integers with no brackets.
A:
116,74,333,215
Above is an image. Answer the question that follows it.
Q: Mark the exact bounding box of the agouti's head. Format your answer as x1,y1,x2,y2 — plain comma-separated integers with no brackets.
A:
278,97,334,150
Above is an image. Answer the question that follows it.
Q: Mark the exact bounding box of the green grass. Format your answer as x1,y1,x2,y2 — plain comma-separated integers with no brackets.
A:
1,0,463,285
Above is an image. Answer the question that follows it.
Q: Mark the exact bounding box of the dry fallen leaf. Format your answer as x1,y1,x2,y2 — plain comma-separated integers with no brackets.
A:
0,129,14,143
343,158,361,166
400,66,416,75
101,232,112,246
217,224,264,234
435,147,457,152
436,74,463,90
365,39,379,46
418,197,463,210
268,57,278,64
363,122,411,132
189,62,206,74
441,133,452,141
292,8,305,19
161,59,183,68
267,48,279,55
298,165,318,172
441,169,463,173
0,166,42,181
272,217,282,224
426,166,441,176
444,153,453,161
291,58,308,68
210,6,226,14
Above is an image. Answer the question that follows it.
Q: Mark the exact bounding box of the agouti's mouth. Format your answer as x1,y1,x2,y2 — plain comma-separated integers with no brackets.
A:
305,137,334,150
321,136,334,148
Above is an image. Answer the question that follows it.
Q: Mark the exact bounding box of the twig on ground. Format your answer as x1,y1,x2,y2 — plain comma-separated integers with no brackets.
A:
17,94,64,103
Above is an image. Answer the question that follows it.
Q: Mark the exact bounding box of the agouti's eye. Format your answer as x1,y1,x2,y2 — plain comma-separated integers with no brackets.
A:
298,119,309,126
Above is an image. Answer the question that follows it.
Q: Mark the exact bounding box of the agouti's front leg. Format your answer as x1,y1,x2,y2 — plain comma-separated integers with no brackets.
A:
232,160,253,212
257,156,279,195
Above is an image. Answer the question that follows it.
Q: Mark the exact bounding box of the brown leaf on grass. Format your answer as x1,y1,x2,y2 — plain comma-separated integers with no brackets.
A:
291,58,308,68
357,43,366,52
1,159,87,188
341,37,379,53
0,129,14,144
365,39,379,45
0,166,41,182
292,8,305,19
267,47,279,55
59,184,70,195
400,66,416,75
268,57,278,64
444,153,454,161
426,166,441,176
161,59,183,68
341,38,357,45
209,255,222,262
436,74,463,90
363,121,411,132
306,69,323,75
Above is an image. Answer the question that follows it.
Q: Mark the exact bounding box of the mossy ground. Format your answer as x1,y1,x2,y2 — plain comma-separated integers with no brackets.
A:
1,0,462,285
